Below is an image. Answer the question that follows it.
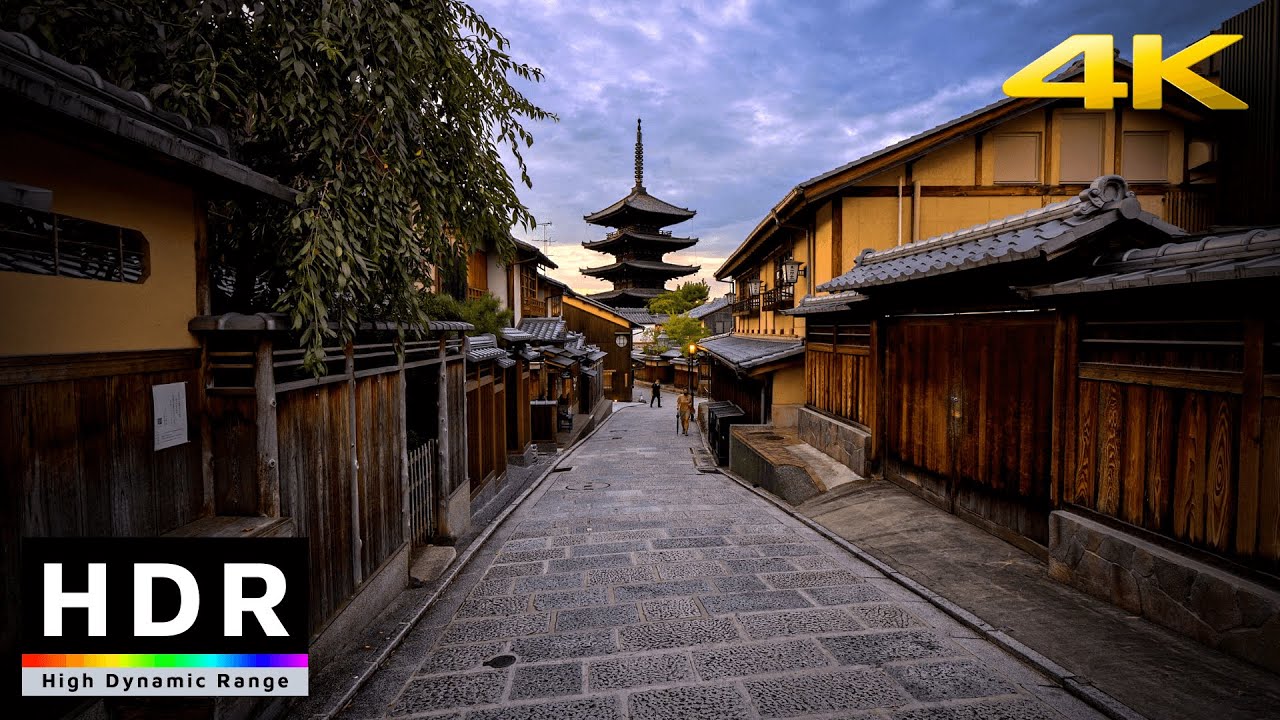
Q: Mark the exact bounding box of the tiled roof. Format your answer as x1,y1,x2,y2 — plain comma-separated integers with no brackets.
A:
465,334,510,364
584,187,696,226
583,228,698,252
818,176,1185,293
565,331,586,350
613,307,668,326
1019,226,1280,297
586,349,609,363
0,31,293,202
688,296,731,319
586,287,666,303
501,326,536,342
581,258,700,278
781,290,866,316
512,236,558,269
699,334,803,370
518,317,567,342
497,356,516,369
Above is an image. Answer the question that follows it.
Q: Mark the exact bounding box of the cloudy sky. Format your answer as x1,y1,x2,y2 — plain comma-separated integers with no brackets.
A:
470,0,1255,296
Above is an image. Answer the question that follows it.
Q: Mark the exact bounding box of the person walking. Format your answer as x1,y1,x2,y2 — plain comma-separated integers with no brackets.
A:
650,380,662,408
676,388,693,435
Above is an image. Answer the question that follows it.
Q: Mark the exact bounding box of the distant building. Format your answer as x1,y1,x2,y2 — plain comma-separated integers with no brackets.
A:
581,119,700,308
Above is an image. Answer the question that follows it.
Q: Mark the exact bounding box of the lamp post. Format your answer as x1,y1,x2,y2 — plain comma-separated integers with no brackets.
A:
687,344,698,395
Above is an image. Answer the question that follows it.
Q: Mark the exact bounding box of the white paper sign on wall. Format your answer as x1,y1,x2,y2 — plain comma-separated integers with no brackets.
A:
152,382,189,451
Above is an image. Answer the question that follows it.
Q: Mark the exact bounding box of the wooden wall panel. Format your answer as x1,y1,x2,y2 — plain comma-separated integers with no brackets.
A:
278,383,356,633
355,374,405,577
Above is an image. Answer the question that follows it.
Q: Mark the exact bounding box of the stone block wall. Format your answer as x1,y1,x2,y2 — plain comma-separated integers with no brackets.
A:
796,407,870,477
728,427,821,505
1049,511,1280,673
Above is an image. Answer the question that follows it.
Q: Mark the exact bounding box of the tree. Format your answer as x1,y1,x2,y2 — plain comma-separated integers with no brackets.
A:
663,313,709,356
417,292,512,338
647,281,709,315
7,0,553,372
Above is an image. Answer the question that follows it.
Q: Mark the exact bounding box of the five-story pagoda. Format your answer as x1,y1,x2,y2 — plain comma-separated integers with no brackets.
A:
582,119,699,308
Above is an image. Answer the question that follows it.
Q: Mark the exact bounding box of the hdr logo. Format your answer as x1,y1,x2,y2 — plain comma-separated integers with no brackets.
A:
20,538,309,697
1004,34,1248,110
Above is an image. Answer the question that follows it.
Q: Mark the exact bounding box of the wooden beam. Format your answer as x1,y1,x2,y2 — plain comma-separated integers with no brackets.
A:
1078,362,1244,395
837,182,1176,198
0,348,199,386
1043,107,1054,184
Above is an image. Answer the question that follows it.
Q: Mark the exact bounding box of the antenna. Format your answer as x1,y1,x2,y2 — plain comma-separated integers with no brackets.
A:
538,222,553,254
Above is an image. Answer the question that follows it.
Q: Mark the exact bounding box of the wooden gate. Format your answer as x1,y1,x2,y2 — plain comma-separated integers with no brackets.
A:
884,314,1056,547
407,439,437,545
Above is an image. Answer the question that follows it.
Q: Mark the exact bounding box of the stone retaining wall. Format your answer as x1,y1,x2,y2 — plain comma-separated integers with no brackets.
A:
1049,510,1280,673
728,425,822,505
796,407,870,477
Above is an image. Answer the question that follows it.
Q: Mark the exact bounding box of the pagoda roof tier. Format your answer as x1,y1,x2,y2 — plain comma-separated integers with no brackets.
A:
583,186,695,228
580,258,700,281
585,287,666,307
583,228,698,253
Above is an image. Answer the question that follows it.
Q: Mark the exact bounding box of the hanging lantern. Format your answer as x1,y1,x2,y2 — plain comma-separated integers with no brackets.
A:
780,257,805,285
746,277,762,296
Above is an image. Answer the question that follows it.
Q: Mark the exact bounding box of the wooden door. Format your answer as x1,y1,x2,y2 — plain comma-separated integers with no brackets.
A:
884,315,1056,546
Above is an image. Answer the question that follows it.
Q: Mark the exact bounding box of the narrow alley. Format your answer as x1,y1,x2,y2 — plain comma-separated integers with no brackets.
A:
335,401,1101,719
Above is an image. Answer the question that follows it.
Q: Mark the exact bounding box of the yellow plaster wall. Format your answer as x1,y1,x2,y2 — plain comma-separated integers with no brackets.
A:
918,196,1043,240
0,128,199,356
844,197,904,260
913,137,976,185
813,202,833,287
771,364,805,405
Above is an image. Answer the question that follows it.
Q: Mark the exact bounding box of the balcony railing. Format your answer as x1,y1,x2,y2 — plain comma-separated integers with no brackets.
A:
732,296,760,317
466,286,485,301
522,295,547,317
761,286,794,312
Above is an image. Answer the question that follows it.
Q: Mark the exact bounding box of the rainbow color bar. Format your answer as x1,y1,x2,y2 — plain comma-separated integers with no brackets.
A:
22,654,308,669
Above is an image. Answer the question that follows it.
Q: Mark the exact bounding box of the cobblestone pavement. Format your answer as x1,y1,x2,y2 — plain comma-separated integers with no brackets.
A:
336,402,1103,720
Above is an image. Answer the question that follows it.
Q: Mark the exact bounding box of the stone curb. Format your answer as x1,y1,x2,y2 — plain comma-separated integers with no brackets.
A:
300,405,632,719
705,430,1147,720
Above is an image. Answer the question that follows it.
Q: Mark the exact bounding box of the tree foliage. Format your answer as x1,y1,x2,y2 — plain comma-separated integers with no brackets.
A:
662,314,709,356
418,291,512,338
647,280,709,315
6,0,553,371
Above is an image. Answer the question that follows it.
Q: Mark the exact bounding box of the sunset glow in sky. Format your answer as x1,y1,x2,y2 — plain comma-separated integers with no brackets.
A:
471,0,1254,296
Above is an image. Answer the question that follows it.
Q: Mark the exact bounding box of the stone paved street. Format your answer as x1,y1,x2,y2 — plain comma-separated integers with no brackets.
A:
335,401,1103,719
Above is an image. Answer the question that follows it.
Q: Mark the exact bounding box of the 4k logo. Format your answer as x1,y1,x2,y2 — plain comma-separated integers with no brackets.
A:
1004,34,1247,110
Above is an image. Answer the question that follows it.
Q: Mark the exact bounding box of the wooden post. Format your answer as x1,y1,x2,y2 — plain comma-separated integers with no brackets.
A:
1050,312,1068,509
435,337,450,539
1237,317,1265,556
869,319,882,468
346,342,363,585
198,342,215,518
397,337,411,546
254,337,281,517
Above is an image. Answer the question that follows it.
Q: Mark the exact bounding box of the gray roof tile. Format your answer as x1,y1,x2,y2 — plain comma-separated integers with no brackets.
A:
700,334,803,370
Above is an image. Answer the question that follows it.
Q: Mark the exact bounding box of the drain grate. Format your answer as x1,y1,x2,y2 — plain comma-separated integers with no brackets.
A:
566,482,611,491
483,654,516,668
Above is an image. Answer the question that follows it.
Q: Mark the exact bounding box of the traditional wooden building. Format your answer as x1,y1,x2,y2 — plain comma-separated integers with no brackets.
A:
582,119,700,308
791,175,1280,671
711,56,1216,428
561,292,642,401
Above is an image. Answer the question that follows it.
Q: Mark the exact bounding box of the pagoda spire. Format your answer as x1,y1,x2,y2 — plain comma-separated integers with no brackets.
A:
634,118,644,190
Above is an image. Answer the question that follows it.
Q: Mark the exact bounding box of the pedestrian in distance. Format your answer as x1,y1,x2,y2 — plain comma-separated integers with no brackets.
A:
650,380,662,408
676,388,693,436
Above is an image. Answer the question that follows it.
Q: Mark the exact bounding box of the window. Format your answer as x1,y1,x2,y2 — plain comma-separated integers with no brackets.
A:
1122,132,1169,182
1058,113,1104,183
993,133,1040,183
0,199,149,283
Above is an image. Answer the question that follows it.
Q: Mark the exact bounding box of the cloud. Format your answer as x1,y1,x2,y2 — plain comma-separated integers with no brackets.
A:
474,0,1255,291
